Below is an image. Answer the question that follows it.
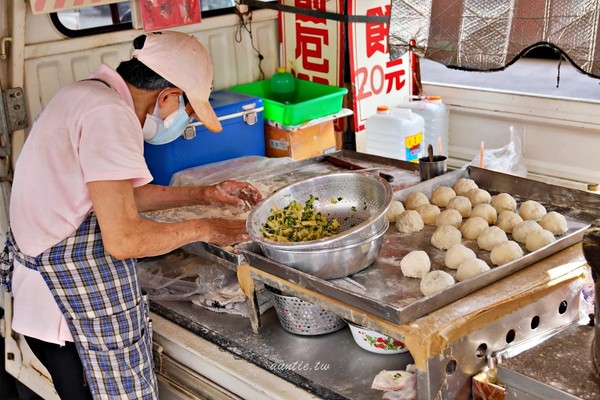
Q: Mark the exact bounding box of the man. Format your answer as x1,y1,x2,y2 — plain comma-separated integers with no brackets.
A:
3,31,262,399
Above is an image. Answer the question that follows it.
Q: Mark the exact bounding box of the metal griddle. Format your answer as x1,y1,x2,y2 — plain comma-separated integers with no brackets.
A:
241,166,600,325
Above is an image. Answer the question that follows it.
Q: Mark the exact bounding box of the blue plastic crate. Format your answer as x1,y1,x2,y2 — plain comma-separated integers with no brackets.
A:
144,90,265,185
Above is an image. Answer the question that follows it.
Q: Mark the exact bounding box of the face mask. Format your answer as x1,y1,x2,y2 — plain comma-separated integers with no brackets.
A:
143,95,191,145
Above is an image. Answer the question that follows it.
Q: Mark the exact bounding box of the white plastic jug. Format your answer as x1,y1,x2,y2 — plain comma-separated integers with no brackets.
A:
364,106,425,163
396,96,449,157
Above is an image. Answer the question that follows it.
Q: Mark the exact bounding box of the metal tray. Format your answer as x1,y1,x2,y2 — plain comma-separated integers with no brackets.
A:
241,166,600,325
145,150,422,267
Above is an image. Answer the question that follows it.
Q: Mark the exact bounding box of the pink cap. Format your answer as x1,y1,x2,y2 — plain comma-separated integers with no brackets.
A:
133,31,222,132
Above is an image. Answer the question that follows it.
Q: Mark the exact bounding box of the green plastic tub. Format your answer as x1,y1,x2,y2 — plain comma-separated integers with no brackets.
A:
230,78,348,126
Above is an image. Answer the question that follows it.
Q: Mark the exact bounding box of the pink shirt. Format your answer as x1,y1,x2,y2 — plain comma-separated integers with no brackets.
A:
10,65,153,344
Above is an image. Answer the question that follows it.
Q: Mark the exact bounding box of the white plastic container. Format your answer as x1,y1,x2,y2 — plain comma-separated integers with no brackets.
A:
364,106,425,162
396,96,449,157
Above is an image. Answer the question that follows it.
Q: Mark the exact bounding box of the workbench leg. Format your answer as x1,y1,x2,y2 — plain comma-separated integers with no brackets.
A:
237,263,261,334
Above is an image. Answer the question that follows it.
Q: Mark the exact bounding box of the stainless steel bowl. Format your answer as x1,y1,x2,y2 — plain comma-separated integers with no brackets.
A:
247,172,393,251
259,219,389,279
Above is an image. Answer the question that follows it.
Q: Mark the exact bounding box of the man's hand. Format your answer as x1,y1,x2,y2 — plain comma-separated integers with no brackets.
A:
206,180,263,211
201,217,251,247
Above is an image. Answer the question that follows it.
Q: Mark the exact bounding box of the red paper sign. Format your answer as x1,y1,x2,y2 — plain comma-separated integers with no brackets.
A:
139,0,201,31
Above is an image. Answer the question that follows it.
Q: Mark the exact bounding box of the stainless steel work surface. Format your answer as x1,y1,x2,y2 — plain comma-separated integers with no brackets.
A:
242,166,600,325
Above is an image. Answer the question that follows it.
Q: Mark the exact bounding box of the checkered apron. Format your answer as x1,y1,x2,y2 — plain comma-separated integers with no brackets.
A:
1,213,158,399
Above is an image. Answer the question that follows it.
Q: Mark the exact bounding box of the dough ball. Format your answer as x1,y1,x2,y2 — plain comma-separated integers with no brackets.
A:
420,270,455,297
386,200,405,222
467,188,492,206
396,210,425,233
445,243,477,269
491,193,517,213
461,216,489,240
496,211,523,233
512,220,542,244
435,209,463,229
490,240,524,265
456,259,490,282
477,226,508,251
453,178,478,196
539,211,568,235
447,196,472,218
406,192,430,210
471,203,498,225
431,225,462,250
525,229,556,252
519,200,547,222
431,186,456,208
417,204,441,225
400,250,431,278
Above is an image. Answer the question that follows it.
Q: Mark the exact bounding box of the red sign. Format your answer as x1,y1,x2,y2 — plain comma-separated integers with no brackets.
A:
139,0,201,31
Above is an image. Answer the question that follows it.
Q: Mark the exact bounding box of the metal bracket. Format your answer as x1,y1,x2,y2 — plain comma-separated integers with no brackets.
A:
242,103,258,126
0,87,29,157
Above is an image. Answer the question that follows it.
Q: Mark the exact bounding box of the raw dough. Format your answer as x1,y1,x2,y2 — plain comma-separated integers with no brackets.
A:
447,196,472,218
525,229,556,252
405,192,430,210
512,220,543,244
453,178,478,196
420,270,455,296
400,250,431,278
540,211,568,235
467,188,492,206
435,209,463,229
431,186,456,207
460,216,489,240
490,240,524,265
386,200,405,222
496,211,523,233
477,226,508,251
491,193,517,213
417,204,441,225
445,243,477,269
456,258,490,282
431,225,462,250
471,203,498,225
396,210,425,233
519,200,547,221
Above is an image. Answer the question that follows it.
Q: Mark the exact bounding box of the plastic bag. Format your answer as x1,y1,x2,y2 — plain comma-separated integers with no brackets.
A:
470,126,527,177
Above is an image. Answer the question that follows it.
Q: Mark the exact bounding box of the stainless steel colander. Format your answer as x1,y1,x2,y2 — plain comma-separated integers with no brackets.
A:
246,172,393,251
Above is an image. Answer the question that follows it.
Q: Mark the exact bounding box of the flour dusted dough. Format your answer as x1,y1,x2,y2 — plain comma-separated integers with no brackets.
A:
406,192,430,210
525,229,556,251
540,211,568,235
456,258,490,282
431,186,457,207
519,200,547,221
431,225,462,250
417,204,441,225
445,243,477,269
467,188,492,206
400,250,431,278
396,210,425,233
477,226,508,251
512,220,542,244
435,209,463,228
420,270,455,296
386,200,405,222
447,196,472,218
471,203,498,225
490,240,524,265
496,211,523,233
491,193,517,213
461,216,489,240
453,178,478,196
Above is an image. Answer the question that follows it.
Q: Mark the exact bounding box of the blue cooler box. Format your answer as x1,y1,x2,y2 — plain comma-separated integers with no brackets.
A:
144,90,265,185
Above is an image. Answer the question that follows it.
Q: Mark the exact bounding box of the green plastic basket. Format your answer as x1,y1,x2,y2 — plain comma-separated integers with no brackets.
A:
230,78,348,126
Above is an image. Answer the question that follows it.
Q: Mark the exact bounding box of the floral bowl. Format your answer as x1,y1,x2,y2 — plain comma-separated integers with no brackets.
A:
346,321,408,354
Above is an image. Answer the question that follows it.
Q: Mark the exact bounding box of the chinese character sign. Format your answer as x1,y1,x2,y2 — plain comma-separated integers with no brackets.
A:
139,0,201,31
348,0,411,136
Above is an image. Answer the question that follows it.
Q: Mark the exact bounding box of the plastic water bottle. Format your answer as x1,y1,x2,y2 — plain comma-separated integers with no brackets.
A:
396,96,449,157
270,66,296,104
365,106,425,162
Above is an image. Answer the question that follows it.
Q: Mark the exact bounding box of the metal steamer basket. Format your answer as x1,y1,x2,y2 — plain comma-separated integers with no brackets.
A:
246,172,393,279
